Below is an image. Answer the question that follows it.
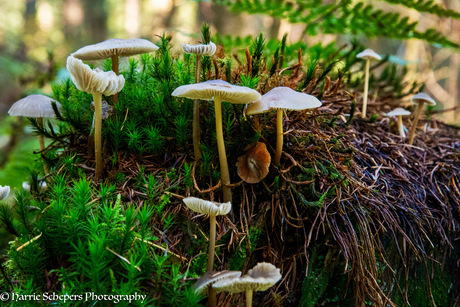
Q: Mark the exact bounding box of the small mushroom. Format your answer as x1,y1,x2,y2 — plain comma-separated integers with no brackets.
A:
22,181,47,193
386,107,411,138
181,41,217,161
72,38,159,75
356,48,381,118
237,142,271,183
0,185,10,200
212,262,282,307
407,92,436,145
172,80,261,202
8,95,62,175
246,87,321,166
183,197,231,272
195,270,241,306
66,56,125,179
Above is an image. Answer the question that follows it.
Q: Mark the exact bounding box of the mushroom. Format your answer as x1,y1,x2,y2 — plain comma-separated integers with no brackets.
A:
22,181,48,193
72,38,158,103
246,87,321,166
8,95,62,175
181,41,217,161
72,38,158,75
66,56,125,179
194,270,241,306
237,142,271,183
356,48,381,118
183,197,231,272
407,92,436,145
212,262,282,307
0,185,10,200
172,80,261,202
386,107,411,138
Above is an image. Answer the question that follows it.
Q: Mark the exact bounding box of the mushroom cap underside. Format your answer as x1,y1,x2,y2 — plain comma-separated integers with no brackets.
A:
183,197,232,216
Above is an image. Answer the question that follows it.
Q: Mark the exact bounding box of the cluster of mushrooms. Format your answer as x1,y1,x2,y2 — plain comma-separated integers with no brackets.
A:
357,48,437,145
4,38,440,305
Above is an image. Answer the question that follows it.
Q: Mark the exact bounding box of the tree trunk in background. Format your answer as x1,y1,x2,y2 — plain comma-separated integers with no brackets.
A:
447,0,459,123
125,0,140,38
63,0,84,51
21,0,37,59
82,0,107,43
403,10,421,96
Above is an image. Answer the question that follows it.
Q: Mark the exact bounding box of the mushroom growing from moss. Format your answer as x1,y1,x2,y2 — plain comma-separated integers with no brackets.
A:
237,142,271,183
246,87,321,166
195,270,241,306
407,92,436,145
0,185,10,200
66,56,125,179
212,262,282,307
172,80,261,202
356,48,381,118
72,38,158,75
8,95,62,175
183,197,231,272
386,107,411,138
181,41,217,161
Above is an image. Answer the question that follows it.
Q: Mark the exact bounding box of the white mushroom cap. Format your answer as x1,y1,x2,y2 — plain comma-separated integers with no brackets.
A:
8,95,62,118
172,79,261,104
66,56,125,96
212,262,282,293
356,48,382,61
246,87,321,115
71,38,159,61
182,42,217,56
0,185,10,200
411,92,436,106
194,270,242,295
183,197,231,216
386,107,411,117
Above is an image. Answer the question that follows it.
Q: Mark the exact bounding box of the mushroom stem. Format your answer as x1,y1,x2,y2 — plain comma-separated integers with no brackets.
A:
193,54,202,161
207,286,217,307
274,109,283,166
214,96,232,203
93,93,103,179
37,117,49,175
207,214,216,272
362,58,370,118
111,54,119,103
397,115,405,138
207,213,217,307
254,114,260,133
245,290,253,307
408,101,424,145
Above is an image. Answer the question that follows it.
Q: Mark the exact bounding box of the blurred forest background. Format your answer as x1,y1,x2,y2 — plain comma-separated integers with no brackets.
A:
0,0,459,191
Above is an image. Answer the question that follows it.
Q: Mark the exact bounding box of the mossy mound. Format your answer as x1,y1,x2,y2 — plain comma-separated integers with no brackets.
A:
1,34,459,306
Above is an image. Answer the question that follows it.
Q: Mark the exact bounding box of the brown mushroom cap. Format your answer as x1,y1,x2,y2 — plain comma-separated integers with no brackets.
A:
212,262,282,293
183,197,231,216
194,270,242,295
181,42,217,56
246,87,321,115
386,107,411,117
66,56,125,96
71,38,159,61
411,92,436,106
0,185,10,201
356,48,382,61
237,142,271,184
171,79,261,104
8,95,62,118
